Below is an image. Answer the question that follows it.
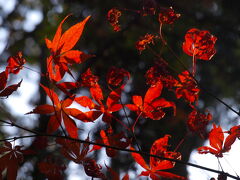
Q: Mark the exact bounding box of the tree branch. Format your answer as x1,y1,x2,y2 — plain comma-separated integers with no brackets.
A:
0,118,239,179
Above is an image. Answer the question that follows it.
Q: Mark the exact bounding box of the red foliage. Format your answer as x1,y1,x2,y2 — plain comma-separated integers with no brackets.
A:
136,33,155,53
145,60,177,88
187,109,212,138
0,142,24,180
198,124,231,157
107,66,130,87
107,8,122,32
3,5,238,180
0,70,22,98
126,82,176,120
182,28,217,60
158,7,180,25
90,128,130,157
45,15,92,81
131,135,186,180
56,137,106,179
26,84,90,138
6,52,26,74
75,87,123,124
175,71,200,104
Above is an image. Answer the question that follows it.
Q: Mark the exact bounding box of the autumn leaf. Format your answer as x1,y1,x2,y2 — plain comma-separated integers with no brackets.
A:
182,28,217,60
131,135,186,180
26,84,90,138
45,15,92,81
75,86,123,124
56,137,106,179
175,71,200,104
187,109,212,138
6,52,26,74
182,28,217,75
0,79,22,98
158,7,180,25
90,128,130,157
145,60,178,88
106,66,130,88
223,125,240,151
0,71,8,91
83,158,106,179
126,82,175,120
136,33,155,53
198,124,231,157
56,136,90,164
0,142,24,180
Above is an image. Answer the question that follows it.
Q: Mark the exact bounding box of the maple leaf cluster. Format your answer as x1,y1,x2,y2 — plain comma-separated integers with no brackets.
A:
0,2,239,180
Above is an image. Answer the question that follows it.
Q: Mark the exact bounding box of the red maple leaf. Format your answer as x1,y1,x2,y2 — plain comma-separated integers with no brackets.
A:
136,33,155,53
75,86,123,124
222,125,240,153
0,70,22,98
187,109,212,138
175,71,200,104
182,28,217,75
126,82,175,120
145,60,178,88
26,84,90,138
56,137,90,164
45,15,92,81
106,66,130,88
80,68,104,104
54,68,100,98
198,124,231,157
131,135,186,180
90,128,130,157
0,142,24,180
56,137,106,179
158,7,180,25
182,28,217,60
6,52,26,74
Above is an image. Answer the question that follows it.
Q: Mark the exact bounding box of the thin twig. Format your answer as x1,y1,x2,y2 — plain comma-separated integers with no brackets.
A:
0,133,239,180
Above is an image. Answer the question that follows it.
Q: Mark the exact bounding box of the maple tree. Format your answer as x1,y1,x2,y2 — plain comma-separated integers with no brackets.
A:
0,1,240,180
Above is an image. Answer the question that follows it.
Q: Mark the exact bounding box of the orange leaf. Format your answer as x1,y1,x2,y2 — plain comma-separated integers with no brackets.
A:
50,15,70,52
144,82,163,104
59,16,90,53
75,96,96,109
130,147,150,170
63,50,93,64
132,95,143,107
